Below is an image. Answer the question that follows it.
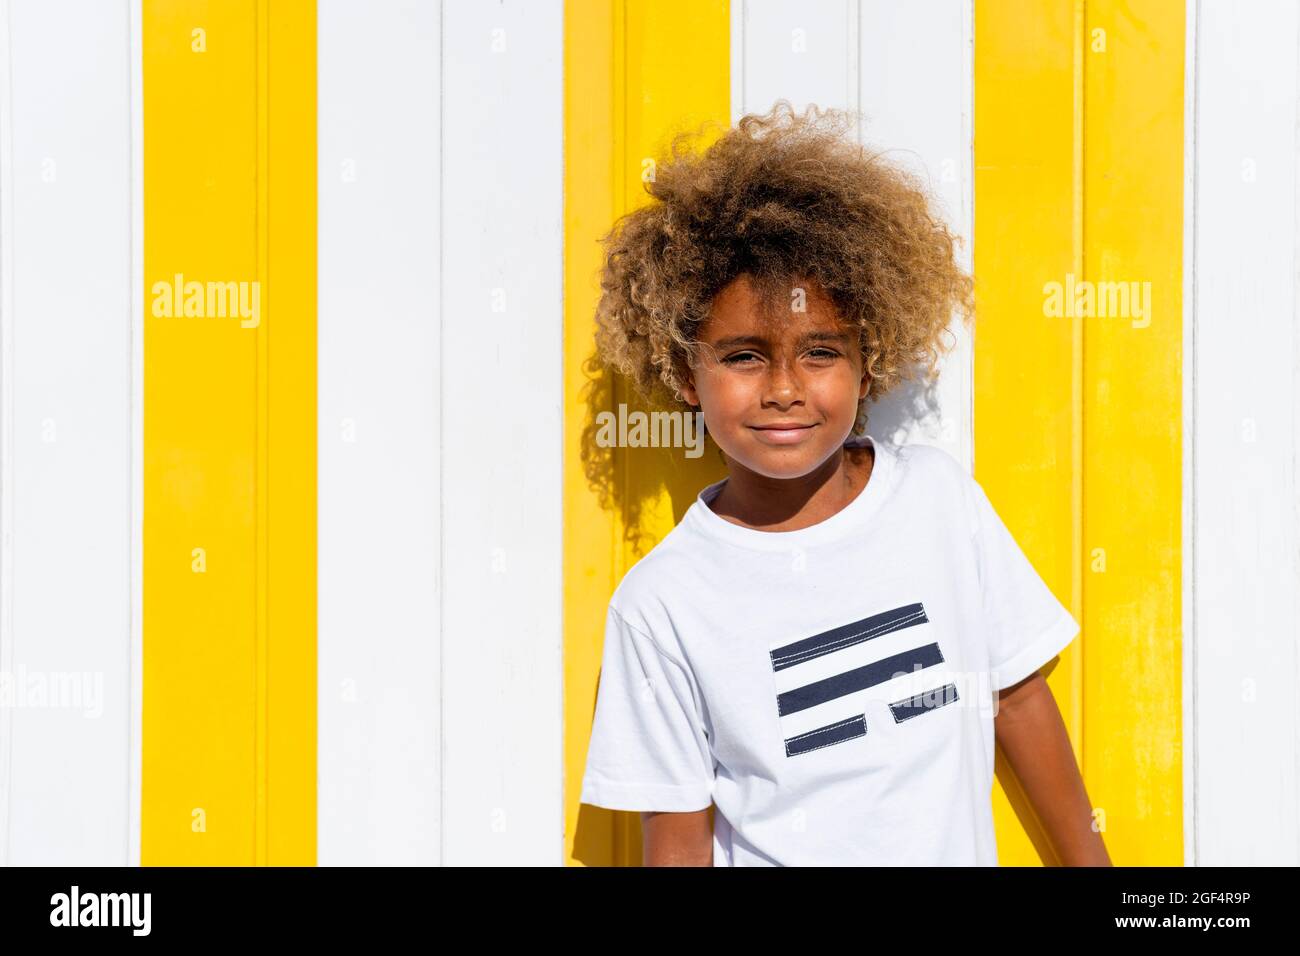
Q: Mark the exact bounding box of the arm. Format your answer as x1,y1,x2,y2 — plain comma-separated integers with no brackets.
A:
993,671,1112,866
640,807,714,866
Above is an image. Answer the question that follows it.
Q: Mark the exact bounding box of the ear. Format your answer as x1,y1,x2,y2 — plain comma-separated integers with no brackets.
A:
858,368,872,401
679,375,700,407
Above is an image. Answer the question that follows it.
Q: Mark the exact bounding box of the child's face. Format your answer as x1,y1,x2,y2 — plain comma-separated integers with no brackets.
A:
680,274,870,481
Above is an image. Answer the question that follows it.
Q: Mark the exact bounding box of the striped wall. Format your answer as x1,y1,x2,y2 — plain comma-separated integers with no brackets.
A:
0,0,1295,867
1,0,563,867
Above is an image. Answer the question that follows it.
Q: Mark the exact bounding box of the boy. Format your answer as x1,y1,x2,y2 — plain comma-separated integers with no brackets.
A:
578,103,1111,867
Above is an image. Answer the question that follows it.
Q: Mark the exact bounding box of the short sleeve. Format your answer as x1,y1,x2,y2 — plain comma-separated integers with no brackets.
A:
578,604,716,812
969,479,1080,691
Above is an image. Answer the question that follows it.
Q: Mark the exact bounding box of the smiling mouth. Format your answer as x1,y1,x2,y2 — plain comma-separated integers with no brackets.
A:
748,422,819,443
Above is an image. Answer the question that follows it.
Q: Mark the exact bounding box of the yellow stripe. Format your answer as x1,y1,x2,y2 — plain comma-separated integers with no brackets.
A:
256,0,269,869
264,0,317,868
565,0,731,867
974,0,1082,868
974,0,1183,864
563,0,618,867
1082,0,1183,864
142,0,315,865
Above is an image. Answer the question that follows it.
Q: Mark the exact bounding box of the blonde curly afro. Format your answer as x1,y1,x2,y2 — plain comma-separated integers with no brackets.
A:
591,101,975,436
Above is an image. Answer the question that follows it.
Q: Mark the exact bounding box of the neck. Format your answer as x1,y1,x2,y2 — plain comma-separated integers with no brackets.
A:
710,443,873,532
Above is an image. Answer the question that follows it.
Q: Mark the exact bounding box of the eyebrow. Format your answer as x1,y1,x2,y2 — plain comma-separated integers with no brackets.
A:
710,330,851,349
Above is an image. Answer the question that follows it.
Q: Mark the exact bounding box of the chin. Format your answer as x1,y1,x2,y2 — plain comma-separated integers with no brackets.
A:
735,443,836,480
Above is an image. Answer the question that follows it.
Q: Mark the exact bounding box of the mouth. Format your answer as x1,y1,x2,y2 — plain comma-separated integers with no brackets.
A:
748,422,819,444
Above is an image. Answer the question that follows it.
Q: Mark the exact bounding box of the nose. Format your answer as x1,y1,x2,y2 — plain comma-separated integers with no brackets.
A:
762,355,804,409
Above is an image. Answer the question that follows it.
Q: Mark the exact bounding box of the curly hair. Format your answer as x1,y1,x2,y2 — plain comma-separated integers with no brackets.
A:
591,101,975,436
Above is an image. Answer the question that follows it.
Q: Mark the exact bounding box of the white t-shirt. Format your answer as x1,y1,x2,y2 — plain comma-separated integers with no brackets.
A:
578,433,1080,866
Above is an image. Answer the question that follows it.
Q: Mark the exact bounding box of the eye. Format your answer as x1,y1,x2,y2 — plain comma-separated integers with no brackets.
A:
721,351,761,365
807,348,840,360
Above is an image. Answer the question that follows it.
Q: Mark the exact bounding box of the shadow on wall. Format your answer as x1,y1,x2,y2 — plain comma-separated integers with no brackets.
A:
577,350,727,558
573,351,724,866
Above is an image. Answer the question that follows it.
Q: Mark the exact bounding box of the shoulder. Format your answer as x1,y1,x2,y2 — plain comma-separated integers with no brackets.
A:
886,439,981,537
606,521,703,659
887,438,968,492
609,526,691,616
889,438,961,475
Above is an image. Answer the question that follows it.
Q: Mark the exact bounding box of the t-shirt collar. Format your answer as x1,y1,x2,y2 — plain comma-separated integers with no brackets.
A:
684,433,896,551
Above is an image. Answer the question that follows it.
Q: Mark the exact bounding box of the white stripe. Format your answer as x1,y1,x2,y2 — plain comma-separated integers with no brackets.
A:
1181,0,1198,871
317,0,444,866
318,0,565,865
440,0,563,866
0,0,13,869
1190,0,1300,865
128,0,144,868
0,0,136,865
